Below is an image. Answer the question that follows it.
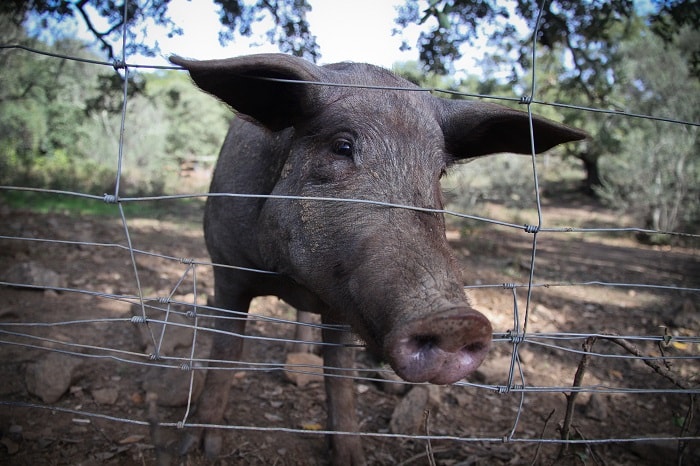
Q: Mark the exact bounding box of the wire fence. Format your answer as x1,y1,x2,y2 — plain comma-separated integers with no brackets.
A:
1,1,699,465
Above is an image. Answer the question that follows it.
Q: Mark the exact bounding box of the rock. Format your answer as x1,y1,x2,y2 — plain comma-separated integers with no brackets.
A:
0,436,20,455
284,352,324,387
3,262,65,291
1,424,22,454
390,386,429,434
91,387,119,405
374,368,412,396
583,394,607,421
629,439,690,466
427,385,443,406
25,353,82,403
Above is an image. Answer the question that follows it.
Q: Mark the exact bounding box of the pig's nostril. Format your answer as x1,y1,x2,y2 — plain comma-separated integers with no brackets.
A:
412,335,438,351
462,341,487,354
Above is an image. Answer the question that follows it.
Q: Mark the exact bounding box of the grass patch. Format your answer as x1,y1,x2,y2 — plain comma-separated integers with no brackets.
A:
0,189,205,223
1,189,116,216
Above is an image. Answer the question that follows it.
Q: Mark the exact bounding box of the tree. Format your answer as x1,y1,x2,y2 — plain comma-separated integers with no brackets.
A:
395,1,698,80
649,0,700,78
146,69,232,164
0,23,236,195
0,34,116,191
0,0,319,62
394,1,698,195
597,25,699,235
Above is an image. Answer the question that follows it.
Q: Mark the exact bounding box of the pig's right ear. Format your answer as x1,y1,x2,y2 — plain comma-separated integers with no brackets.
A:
439,99,587,159
169,54,323,131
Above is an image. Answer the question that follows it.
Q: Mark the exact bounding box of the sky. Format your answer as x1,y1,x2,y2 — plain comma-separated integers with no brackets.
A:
39,0,514,78
158,0,422,68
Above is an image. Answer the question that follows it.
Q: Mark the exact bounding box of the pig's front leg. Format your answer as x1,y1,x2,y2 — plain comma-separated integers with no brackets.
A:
321,317,366,465
180,284,250,458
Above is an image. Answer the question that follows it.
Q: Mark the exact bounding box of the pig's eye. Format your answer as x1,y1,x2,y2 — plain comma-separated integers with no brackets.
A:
331,139,354,158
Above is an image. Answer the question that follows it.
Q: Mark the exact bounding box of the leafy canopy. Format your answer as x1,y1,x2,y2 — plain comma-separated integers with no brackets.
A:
0,0,319,62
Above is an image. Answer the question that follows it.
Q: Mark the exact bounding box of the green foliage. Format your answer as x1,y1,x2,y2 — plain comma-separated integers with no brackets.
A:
145,70,232,162
395,0,698,203
596,26,700,233
395,1,697,81
0,27,232,197
650,0,700,78
0,29,113,191
399,6,699,237
1,0,319,62
2,1,697,238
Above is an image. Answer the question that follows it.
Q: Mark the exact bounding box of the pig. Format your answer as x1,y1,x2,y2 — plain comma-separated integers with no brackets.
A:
169,53,586,464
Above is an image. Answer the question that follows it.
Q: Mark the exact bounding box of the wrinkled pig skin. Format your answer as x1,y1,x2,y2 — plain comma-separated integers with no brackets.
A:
169,53,586,465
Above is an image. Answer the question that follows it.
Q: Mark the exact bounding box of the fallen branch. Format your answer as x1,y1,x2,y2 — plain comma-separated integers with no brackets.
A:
530,408,556,466
558,336,597,458
606,334,691,390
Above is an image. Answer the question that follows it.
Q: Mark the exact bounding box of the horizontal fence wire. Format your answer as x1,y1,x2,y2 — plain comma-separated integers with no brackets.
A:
0,1,699,465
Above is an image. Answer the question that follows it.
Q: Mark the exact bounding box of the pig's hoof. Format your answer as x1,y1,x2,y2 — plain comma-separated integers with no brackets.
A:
178,430,202,456
332,449,366,466
203,431,223,458
331,438,366,465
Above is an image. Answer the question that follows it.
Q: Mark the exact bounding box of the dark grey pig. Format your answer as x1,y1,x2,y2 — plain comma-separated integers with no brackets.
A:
169,53,585,464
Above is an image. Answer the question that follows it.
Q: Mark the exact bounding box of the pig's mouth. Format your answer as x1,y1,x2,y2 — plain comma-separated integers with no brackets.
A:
384,308,492,385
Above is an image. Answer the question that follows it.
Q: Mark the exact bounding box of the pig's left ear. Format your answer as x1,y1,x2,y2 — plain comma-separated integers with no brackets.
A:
439,99,587,159
170,54,324,131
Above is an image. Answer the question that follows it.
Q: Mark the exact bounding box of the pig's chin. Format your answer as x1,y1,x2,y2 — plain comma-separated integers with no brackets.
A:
383,308,492,385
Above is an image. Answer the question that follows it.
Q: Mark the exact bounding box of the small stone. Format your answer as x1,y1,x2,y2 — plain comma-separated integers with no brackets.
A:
375,369,411,396
264,413,283,422
118,434,145,445
629,439,687,464
91,387,119,405
427,385,443,407
0,436,20,455
25,353,82,403
3,262,65,291
284,352,324,387
584,394,608,421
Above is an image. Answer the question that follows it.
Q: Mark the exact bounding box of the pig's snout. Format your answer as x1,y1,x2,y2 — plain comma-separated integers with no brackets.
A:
386,308,492,385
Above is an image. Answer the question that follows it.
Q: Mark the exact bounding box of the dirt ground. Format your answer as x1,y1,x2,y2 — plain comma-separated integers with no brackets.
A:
0,189,699,465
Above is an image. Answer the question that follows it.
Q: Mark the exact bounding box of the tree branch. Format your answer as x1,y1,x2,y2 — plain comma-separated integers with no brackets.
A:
606,334,692,390
72,1,117,59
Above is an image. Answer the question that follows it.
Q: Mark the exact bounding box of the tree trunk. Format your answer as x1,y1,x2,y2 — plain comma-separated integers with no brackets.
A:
579,153,602,196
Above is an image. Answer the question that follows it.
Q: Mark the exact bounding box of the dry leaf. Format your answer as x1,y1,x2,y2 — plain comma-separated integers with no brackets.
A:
118,434,145,445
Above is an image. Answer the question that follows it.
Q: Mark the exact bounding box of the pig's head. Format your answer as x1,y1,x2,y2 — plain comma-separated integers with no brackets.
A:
170,54,586,384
